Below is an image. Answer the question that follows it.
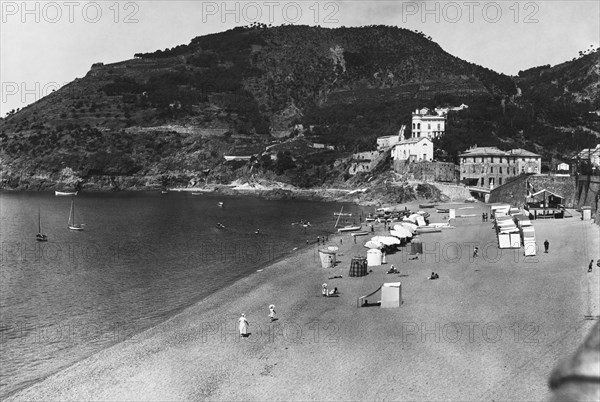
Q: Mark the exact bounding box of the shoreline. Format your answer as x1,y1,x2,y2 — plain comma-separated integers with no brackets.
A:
6,204,598,401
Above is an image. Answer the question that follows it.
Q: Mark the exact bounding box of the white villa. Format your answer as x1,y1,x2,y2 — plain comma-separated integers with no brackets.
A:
411,108,445,139
391,137,434,162
377,125,406,151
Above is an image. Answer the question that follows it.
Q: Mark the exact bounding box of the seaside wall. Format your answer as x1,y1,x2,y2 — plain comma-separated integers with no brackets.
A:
393,161,458,183
433,183,472,201
489,174,576,207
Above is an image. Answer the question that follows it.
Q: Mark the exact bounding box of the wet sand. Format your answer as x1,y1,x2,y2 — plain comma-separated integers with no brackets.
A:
7,203,599,401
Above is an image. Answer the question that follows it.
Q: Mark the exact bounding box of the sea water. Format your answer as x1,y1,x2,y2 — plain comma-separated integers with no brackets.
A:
0,191,366,398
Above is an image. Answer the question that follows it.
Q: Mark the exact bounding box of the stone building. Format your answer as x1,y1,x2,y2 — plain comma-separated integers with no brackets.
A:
459,146,541,189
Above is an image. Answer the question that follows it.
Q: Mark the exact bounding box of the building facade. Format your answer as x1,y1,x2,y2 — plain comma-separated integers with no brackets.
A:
459,146,542,189
507,148,542,174
578,144,600,166
349,151,380,175
411,108,445,139
391,137,434,162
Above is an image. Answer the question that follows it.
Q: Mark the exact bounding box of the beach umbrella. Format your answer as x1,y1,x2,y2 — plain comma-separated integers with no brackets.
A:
365,240,383,249
390,227,412,239
371,236,401,246
397,222,417,233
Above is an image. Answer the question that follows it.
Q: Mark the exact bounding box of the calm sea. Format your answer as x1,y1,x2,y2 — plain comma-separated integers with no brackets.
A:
0,191,365,398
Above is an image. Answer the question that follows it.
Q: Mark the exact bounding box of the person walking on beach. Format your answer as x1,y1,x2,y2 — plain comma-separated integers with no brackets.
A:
238,313,249,337
544,239,549,253
268,304,276,322
322,283,328,297
482,213,485,222
473,246,479,258
589,260,594,273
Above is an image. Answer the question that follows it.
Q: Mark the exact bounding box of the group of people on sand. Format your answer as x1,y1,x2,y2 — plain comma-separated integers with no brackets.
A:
387,265,399,274
237,304,278,337
322,283,339,296
481,213,489,222
428,272,440,280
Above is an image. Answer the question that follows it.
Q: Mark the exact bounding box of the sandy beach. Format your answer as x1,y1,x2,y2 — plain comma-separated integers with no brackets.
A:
6,203,599,401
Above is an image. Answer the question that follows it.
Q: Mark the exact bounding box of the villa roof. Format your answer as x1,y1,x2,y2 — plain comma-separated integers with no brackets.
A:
508,148,541,157
459,147,507,157
393,137,433,146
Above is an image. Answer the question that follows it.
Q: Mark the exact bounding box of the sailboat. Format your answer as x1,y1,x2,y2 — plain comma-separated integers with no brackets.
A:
67,199,84,231
36,208,48,242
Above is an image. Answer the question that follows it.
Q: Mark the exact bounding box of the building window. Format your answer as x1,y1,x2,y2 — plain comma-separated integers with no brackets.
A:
491,157,494,163
491,167,494,173
499,177,503,185
437,124,440,130
417,123,421,129
412,123,415,129
427,124,431,130
499,167,502,174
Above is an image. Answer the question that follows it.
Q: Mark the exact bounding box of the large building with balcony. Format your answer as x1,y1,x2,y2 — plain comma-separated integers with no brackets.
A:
411,108,445,139
459,146,541,189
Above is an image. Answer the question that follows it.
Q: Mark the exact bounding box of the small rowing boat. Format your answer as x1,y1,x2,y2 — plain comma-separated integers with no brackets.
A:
436,208,449,213
418,204,436,209
350,231,369,237
415,227,441,234
337,225,361,233
55,191,77,196
334,212,352,217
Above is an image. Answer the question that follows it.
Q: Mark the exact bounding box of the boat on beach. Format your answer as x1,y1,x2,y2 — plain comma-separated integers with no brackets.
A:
67,199,84,231
350,231,369,237
415,226,442,234
55,191,78,196
418,203,436,208
337,225,362,233
436,208,449,213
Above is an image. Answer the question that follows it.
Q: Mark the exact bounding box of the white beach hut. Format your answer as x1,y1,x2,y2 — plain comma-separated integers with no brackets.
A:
367,248,383,266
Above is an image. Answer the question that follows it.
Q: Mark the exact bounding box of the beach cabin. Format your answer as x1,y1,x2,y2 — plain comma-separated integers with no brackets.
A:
380,282,402,308
491,204,511,218
318,249,337,268
367,249,383,266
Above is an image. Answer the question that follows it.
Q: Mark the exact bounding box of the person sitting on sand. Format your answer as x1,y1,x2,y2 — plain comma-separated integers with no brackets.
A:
434,273,439,279
428,272,436,280
328,287,339,296
322,283,328,297
387,265,399,274
589,260,594,273
473,247,479,258
362,299,369,307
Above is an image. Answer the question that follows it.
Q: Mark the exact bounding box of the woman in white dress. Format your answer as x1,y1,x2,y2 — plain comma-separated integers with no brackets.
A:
238,313,249,337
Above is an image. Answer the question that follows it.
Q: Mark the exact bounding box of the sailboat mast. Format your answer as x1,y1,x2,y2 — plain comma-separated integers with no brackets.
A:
68,199,74,226
39,208,42,233
334,206,343,228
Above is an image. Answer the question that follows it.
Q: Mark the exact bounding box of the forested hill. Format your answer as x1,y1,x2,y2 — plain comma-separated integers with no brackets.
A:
0,25,598,191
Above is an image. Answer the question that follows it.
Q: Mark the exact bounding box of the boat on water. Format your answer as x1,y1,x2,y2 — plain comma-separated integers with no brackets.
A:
337,225,361,233
67,199,84,231
218,202,224,207
436,208,450,213
161,190,169,194
216,223,225,229
191,192,203,196
334,212,352,217
55,191,78,196
418,204,436,209
36,208,48,242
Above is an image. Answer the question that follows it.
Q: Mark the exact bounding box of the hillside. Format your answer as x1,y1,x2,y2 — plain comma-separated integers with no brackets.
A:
0,25,598,193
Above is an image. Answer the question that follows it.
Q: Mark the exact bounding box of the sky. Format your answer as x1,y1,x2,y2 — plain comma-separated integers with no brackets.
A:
1,0,599,116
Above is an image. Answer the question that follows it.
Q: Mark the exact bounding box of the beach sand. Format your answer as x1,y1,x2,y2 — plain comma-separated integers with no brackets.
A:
7,204,599,401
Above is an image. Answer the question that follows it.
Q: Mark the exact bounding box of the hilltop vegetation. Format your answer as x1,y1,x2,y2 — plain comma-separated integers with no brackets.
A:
0,25,598,191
